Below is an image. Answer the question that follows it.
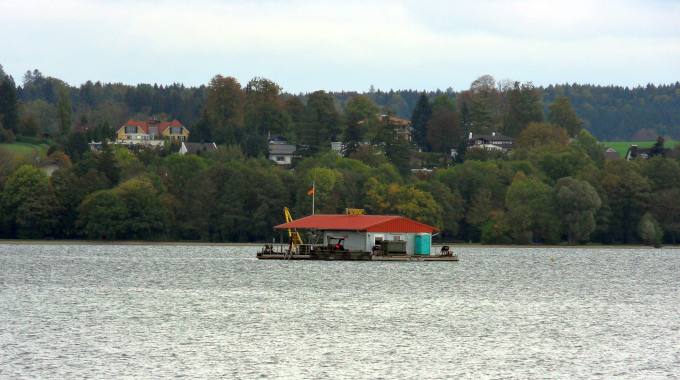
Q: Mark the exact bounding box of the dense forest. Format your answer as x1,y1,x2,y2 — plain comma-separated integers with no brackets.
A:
2,68,680,141
1,65,680,245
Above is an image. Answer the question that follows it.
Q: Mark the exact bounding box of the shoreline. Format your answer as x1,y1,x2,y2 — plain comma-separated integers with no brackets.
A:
1,239,678,249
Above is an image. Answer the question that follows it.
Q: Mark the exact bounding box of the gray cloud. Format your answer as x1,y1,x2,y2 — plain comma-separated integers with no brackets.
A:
0,0,678,91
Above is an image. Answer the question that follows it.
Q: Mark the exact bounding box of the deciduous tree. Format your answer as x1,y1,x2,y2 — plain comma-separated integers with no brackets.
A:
203,75,245,144
0,165,57,238
548,96,583,137
505,173,560,243
638,212,663,247
555,177,601,243
503,82,544,137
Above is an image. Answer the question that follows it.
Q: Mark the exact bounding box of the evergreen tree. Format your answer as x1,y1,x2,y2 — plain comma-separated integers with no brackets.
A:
65,132,90,161
97,142,121,185
300,91,340,153
650,136,665,157
343,95,378,155
57,86,72,136
0,75,19,134
410,94,432,149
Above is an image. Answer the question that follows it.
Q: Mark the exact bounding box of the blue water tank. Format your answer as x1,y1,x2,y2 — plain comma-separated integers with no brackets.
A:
414,233,431,255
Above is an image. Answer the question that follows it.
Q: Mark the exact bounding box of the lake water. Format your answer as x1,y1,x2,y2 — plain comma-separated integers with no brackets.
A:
1,244,679,379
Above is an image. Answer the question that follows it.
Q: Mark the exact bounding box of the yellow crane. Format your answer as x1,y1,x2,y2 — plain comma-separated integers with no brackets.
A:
284,207,303,248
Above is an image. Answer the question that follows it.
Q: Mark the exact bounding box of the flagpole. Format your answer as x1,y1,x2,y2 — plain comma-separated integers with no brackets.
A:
312,181,315,215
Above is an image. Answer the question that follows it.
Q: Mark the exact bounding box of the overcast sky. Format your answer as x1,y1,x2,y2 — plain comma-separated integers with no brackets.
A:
1,0,679,92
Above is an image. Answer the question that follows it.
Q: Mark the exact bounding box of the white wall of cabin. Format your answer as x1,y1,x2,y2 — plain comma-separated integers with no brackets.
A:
320,231,424,254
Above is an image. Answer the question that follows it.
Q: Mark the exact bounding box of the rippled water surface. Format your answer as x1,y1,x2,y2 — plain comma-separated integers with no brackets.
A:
1,244,679,379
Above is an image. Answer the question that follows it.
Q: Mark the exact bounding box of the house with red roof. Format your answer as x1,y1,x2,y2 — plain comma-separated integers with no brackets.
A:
115,118,189,146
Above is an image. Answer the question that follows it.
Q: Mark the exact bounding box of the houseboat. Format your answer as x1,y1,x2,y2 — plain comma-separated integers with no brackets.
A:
257,213,458,261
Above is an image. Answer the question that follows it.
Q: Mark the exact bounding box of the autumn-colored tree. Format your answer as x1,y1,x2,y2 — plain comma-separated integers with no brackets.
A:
364,177,443,229
515,122,569,152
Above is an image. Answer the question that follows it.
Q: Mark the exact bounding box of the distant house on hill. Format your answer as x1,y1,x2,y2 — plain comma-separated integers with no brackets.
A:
467,132,514,152
116,118,189,146
625,145,662,160
268,136,296,165
381,115,413,142
604,147,621,161
179,142,218,156
359,114,413,142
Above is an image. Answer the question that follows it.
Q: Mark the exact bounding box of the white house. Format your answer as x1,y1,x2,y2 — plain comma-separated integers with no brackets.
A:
268,136,296,165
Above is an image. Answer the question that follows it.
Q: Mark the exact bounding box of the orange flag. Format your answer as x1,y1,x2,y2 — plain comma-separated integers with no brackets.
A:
307,186,315,196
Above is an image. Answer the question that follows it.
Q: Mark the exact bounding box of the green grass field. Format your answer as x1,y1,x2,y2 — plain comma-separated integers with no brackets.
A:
0,142,49,161
602,139,679,156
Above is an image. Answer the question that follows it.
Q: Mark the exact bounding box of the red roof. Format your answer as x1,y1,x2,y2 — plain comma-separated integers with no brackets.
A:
275,214,438,233
121,119,185,134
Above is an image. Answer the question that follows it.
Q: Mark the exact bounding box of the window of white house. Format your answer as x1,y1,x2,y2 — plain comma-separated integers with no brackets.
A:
374,235,384,245
276,156,285,161
393,235,402,241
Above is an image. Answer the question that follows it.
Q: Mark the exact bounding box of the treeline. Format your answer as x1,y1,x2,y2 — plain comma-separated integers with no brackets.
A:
2,67,680,245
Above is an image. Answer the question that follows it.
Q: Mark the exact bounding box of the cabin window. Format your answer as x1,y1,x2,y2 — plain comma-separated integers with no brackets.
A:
276,156,285,162
171,127,182,134
125,126,137,134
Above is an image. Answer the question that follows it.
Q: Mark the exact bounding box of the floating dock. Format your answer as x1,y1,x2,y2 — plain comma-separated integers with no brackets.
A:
258,212,458,262
257,245,458,262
